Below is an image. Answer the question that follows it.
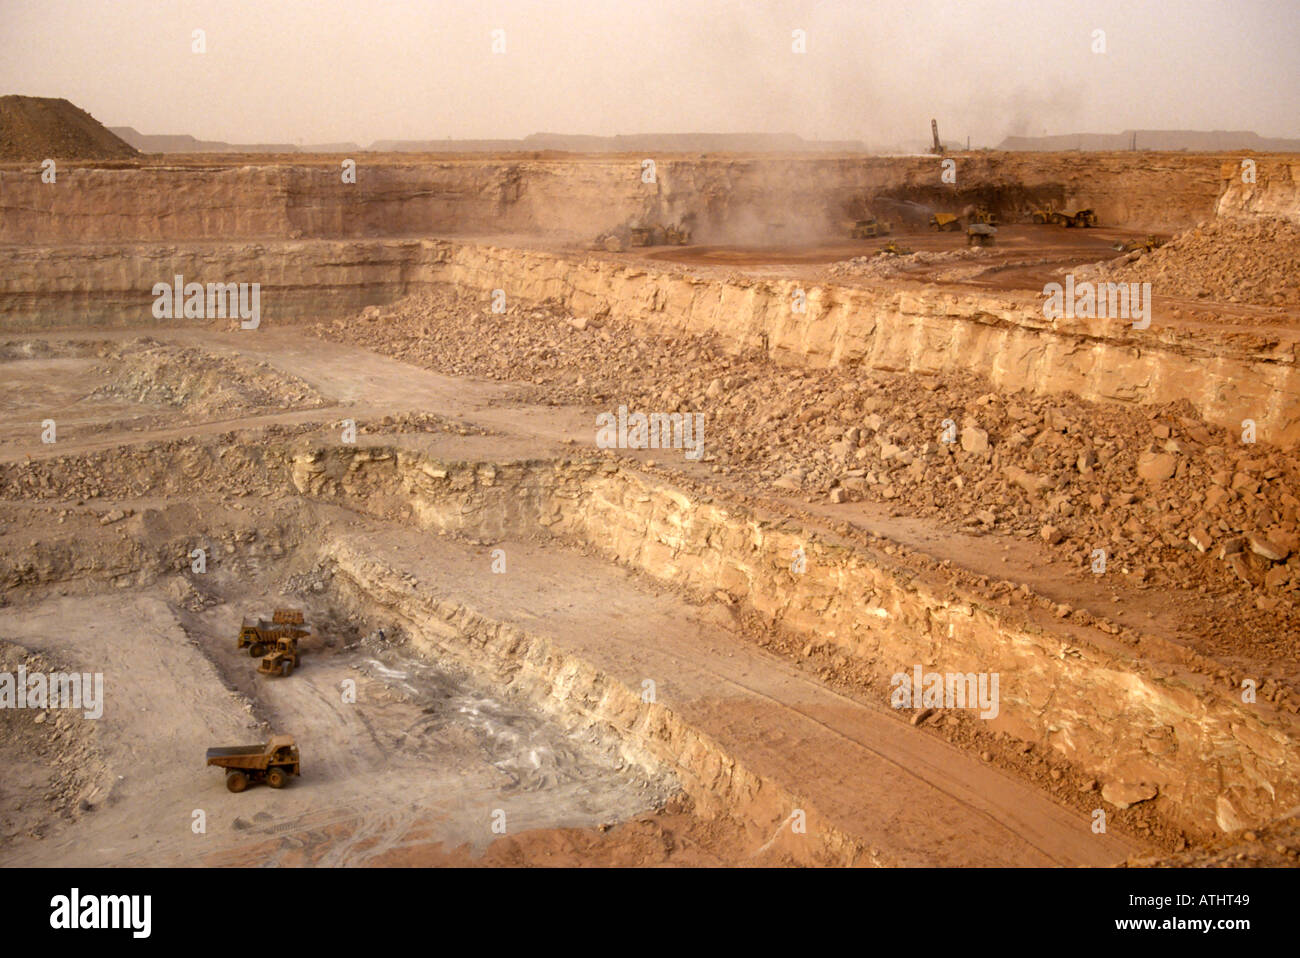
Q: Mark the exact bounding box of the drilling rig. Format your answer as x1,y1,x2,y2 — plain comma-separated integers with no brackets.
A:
929,119,945,155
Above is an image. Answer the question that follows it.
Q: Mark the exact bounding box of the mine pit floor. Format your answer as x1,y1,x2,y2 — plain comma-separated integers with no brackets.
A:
0,568,674,867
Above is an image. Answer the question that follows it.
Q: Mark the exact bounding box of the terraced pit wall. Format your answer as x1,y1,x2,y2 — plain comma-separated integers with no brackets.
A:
0,151,1273,244
4,232,1300,446
323,543,870,865
6,437,1299,834
287,447,1300,836
0,239,437,330
440,241,1300,448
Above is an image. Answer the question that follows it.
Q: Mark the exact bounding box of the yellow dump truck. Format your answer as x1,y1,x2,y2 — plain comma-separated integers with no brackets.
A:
626,222,692,247
1031,204,1097,228
237,609,309,658
663,224,692,245
851,218,891,239
206,735,301,792
1063,208,1098,228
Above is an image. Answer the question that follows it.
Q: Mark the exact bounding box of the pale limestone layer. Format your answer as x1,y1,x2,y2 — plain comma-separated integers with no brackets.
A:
1217,159,1300,223
5,438,1295,835
0,239,442,330
294,450,1300,836
0,152,1262,244
3,234,1299,447
439,241,1300,448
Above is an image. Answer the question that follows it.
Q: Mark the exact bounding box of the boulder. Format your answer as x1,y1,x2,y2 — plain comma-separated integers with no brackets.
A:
1136,451,1177,483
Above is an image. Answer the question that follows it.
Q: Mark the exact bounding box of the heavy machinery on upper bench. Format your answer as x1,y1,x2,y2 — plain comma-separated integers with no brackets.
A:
597,219,692,251
207,735,301,792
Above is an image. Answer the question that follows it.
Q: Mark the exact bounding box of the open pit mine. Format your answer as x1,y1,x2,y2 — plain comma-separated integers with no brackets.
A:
2,140,1300,869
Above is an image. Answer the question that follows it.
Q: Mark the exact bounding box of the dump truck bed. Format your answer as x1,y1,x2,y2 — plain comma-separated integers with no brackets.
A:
206,745,268,766
207,744,263,758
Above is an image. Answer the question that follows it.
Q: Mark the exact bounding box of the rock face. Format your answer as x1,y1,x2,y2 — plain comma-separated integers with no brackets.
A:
1188,527,1214,552
290,451,1300,835
303,282,1300,603
5,234,1300,448
1216,158,1300,224
1248,533,1289,562
0,152,1269,244
436,242,1300,449
0,239,440,331
1004,466,1050,497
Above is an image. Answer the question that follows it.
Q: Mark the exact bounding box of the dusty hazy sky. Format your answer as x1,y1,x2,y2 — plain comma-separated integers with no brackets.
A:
2,0,1297,146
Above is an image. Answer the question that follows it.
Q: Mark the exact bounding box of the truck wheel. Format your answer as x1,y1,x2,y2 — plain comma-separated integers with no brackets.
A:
267,767,288,789
226,771,249,793
280,660,293,677
249,643,266,658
